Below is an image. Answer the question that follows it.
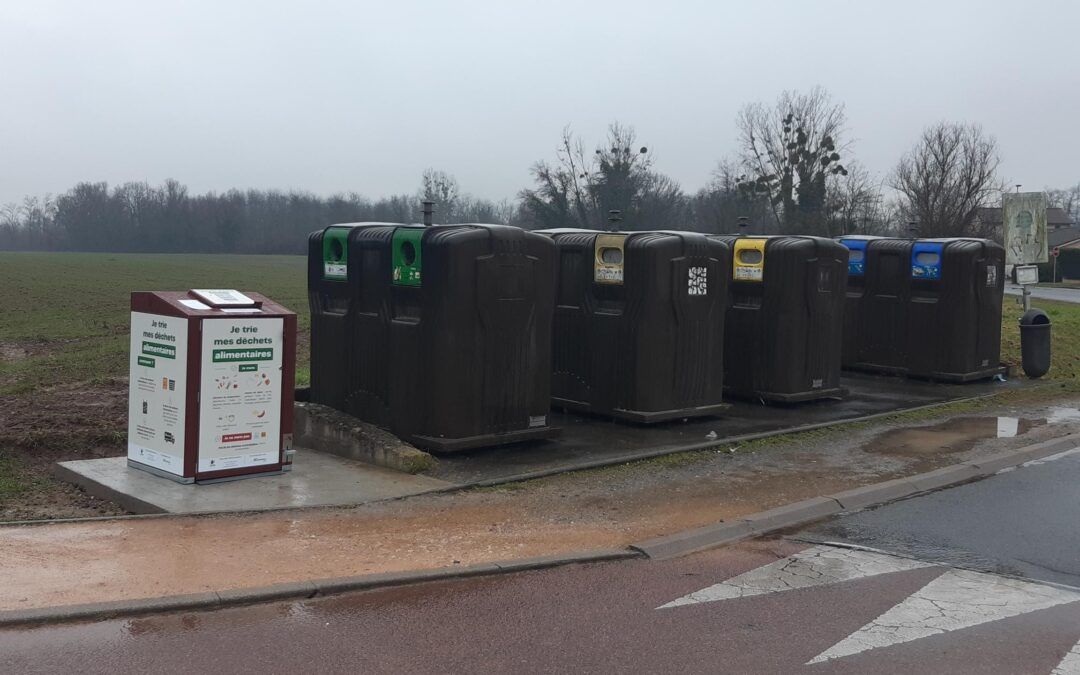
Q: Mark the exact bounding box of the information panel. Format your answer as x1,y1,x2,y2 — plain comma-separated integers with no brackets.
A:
198,317,284,473
127,312,188,475
1003,192,1048,266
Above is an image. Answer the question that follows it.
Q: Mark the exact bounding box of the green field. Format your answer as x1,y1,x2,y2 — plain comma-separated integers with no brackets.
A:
0,252,310,396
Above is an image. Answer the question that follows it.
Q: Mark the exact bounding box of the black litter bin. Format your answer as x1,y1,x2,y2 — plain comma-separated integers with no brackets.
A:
906,238,1005,381
1019,308,1051,378
541,229,730,422
308,222,559,451
711,235,847,403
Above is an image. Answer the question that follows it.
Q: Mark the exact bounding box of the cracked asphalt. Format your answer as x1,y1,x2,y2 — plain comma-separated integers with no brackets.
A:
3,446,1079,673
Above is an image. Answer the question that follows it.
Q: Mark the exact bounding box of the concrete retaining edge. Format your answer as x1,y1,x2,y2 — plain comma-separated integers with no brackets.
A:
3,435,1074,627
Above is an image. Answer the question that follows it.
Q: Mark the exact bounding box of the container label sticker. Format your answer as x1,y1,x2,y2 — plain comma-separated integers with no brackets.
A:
198,317,283,473
986,265,999,288
128,312,188,476
324,262,347,280
734,266,763,281
529,415,547,428
687,266,708,296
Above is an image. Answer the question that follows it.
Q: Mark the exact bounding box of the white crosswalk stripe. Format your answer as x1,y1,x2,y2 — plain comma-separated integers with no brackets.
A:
1053,638,1080,675
808,568,1080,663
657,545,931,609
658,543,1080,669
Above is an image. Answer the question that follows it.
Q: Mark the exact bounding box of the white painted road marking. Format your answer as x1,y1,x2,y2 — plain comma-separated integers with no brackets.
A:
1053,638,1080,674
808,568,1080,663
657,545,932,609
658,543,1080,669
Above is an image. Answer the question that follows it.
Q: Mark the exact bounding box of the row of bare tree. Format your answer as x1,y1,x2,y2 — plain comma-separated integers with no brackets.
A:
3,87,1076,252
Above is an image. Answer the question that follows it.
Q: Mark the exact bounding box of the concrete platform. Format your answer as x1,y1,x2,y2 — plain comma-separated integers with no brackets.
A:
424,372,1030,484
54,452,454,515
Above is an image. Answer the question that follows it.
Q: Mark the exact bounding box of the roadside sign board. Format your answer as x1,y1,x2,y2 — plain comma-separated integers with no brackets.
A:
127,290,296,483
1003,192,1048,266
1014,264,1040,286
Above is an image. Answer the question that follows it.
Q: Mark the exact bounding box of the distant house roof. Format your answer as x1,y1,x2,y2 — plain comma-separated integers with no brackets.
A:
976,206,1073,227
1050,225,1080,248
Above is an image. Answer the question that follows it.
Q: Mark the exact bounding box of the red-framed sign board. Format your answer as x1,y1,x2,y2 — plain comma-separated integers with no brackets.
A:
127,290,296,483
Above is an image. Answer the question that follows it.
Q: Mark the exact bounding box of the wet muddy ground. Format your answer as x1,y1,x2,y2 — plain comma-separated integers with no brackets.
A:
1,398,1077,611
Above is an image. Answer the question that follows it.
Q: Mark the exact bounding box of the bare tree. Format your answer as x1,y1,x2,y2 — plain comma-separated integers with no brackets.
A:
519,123,686,230
736,87,849,234
1046,183,1080,224
418,169,460,223
891,122,1003,238
826,162,888,236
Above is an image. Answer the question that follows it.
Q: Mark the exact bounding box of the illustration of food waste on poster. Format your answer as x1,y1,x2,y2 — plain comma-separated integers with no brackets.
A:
199,317,283,472
127,313,188,475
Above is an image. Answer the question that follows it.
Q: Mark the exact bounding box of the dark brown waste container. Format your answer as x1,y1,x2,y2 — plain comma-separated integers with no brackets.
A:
711,235,847,403
308,222,559,452
541,229,730,422
905,238,1005,381
838,236,913,374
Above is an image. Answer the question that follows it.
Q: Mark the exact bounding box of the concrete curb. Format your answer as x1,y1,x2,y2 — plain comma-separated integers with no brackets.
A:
0,548,639,628
631,435,1078,560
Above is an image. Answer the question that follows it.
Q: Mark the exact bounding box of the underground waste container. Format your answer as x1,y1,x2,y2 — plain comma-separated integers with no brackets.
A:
710,235,847,403
905,238,1005,381
838,236,914,374
540,229,730,422
308,222,559,452
1019,308,1051,378
837,235,880,369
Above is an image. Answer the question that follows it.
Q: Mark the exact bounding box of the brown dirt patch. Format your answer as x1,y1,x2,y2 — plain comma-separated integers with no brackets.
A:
0,379,129,521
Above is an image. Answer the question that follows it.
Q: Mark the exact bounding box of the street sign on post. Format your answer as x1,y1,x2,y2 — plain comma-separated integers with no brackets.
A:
1003,192,1048,310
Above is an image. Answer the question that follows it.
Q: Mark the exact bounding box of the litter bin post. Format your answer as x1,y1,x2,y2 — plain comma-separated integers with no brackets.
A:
1019,308,1051,378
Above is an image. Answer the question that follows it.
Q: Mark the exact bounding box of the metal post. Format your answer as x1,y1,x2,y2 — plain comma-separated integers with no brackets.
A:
421,200,435,227
1022,285,1031,311
607,209,623,232
1054,254,1058,283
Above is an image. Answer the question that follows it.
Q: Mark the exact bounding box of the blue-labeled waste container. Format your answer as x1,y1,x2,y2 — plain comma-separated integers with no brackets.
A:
905,238,1005,381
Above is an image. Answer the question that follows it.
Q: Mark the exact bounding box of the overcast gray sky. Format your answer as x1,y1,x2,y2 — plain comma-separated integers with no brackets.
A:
2,0,1077,205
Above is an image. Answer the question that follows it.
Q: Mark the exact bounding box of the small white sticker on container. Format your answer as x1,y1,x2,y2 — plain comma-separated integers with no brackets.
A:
688,267,708,295
735,266,763,281
324,263,347,279
529,415,547,428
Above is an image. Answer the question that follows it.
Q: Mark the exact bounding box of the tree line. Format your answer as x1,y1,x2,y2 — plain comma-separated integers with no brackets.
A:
3,87,1077,253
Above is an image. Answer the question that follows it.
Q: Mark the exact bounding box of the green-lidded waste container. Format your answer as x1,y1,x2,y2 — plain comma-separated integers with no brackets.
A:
308,222,559,452
905,238,1005,381
711,235,847,403
540,229,730,422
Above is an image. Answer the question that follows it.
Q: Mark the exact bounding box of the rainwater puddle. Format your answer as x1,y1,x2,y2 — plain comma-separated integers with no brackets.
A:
863,416,1047,457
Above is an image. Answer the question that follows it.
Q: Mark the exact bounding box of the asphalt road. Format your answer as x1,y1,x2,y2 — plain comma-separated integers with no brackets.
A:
4,450,1080,674
1005,283,1080,305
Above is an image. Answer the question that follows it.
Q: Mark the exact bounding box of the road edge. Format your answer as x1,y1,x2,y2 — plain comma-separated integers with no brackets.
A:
630,435,1078,560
